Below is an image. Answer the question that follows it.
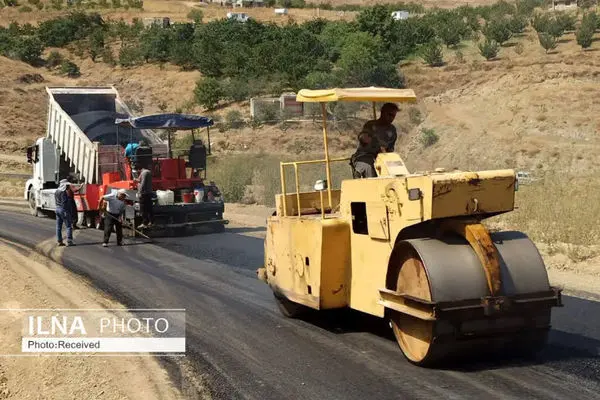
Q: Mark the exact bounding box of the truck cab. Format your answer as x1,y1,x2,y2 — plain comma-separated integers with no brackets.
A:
25,137,64,216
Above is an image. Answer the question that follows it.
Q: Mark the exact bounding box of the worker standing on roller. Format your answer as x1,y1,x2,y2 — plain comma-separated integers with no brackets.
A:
361,103,399,152
136,164,153,229
100,189,128,247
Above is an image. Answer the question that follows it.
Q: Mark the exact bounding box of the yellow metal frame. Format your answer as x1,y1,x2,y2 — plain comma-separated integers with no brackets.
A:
279,157,349,217
277,87,418,219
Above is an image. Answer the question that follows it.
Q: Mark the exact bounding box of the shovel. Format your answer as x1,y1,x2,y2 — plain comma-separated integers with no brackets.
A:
103,212,154,242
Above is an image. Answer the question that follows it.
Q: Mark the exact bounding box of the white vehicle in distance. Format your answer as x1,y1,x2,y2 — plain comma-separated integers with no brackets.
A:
226,12,250,22
391,10,410,20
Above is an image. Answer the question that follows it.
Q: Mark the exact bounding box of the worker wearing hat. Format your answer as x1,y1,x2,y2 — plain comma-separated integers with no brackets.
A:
100,189,128,247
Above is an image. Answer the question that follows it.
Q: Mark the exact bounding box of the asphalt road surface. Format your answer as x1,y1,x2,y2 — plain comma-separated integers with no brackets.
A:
1,210,599,400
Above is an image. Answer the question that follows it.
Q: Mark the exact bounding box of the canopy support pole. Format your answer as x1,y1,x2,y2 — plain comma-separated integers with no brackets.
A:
321,102,332,210
167,130,172,159
207,126,211,155
372,102,377,119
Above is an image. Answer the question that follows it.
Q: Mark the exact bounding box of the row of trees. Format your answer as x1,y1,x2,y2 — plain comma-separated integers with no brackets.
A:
1,1,598,108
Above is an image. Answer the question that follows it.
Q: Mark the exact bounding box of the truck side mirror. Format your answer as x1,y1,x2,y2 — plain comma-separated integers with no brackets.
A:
26,146,35,163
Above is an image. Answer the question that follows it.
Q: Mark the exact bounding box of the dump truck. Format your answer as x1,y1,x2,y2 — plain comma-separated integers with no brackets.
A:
25,86,227,236
257,87,563,366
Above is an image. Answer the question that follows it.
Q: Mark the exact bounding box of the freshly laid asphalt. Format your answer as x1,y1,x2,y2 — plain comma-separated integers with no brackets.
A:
1,210,599,400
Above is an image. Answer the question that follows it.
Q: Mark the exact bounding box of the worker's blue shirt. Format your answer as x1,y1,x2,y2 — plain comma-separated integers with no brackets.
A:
125,143,139,159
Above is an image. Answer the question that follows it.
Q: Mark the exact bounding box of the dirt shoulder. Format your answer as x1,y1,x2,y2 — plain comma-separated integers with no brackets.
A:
0,239,184,400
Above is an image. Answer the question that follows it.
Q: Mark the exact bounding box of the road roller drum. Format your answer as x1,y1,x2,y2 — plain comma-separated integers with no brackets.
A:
385,230,559,366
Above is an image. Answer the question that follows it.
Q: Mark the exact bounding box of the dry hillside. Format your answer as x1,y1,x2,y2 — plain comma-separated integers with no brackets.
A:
1,1,599,267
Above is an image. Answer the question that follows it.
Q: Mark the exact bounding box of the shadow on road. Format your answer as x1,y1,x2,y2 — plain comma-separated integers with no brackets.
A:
294,295,600,374
225,226,266,234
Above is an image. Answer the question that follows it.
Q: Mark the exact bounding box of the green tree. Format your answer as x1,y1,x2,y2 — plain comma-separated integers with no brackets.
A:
420,40,444,67
89,27,105,61
355,4,394,38
483,19,512,46
335,31,382,85
14,36,44,65
223,78,251,102
538,32,557,53
576,24,594,49
60,60,80,77
140,25,172,62
118,44,143,66
478,38,499,60
576,12,597,49
194,77,223,110
507,14,528,34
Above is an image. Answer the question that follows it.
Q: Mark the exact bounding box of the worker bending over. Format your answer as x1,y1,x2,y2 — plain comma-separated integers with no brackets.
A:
362,103,399,152
100,189,128,247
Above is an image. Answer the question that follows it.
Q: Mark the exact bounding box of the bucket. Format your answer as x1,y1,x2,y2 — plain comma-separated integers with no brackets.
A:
193,188,204,203
157,190,174,206
182,192,194,203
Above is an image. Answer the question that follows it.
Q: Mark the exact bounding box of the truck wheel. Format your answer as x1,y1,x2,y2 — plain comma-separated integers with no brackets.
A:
28,189,39,217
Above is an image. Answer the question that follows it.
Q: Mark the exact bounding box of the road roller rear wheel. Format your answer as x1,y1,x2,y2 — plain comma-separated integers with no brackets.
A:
388,244,446,367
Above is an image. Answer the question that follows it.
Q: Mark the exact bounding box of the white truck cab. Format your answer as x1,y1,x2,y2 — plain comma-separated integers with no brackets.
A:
25,137,62,217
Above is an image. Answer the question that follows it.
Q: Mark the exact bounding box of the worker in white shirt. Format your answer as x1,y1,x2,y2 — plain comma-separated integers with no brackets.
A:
99,189,128,247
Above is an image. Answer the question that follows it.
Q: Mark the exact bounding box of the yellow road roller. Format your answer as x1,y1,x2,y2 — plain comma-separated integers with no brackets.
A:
256,87,562,366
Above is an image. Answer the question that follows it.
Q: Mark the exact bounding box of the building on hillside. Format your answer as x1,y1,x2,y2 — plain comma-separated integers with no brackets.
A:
213,0,264,7
143,17,171,28
550,0,578,10
250,93,305,120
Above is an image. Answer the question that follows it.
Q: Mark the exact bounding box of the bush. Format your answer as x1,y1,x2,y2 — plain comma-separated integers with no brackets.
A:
88,28,105,61
46,50,64,68
507,14,528,34
14,36,44,65
223,78,251,102
225,110,244,129
408,107,422,125
18,5,32,11
420,128,439,147
478,38,500,60
538,32,557,53
187,8,203,23
118,44,144,66
514,42,524,54
420,41,444,67
576,26,594,49
194,77,223,110
37,12,103,47
555,12,576,32
60,60,80,77
483,19,512,45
